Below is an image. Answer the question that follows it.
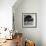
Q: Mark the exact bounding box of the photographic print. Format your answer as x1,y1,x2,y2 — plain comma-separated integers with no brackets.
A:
22,13,37,28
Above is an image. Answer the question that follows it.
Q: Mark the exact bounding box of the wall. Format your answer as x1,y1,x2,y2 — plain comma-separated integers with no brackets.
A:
41,0,46,46
0,0,16,30
13,0,46,46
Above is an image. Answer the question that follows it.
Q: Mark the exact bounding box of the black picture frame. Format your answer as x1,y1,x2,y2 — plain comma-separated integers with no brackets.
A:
22,13,37,28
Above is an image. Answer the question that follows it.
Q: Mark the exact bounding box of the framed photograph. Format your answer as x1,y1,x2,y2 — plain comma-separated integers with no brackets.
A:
22,13,37,28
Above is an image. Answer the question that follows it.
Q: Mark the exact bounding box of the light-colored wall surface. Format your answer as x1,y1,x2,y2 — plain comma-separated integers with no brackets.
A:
0,0,16,29
41,0,46,46
13,0,46,46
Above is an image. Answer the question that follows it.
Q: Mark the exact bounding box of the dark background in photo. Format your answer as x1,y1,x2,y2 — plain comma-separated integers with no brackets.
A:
24,15,34,25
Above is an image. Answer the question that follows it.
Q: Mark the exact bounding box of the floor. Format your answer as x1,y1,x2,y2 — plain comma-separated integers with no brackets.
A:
0,39,16,46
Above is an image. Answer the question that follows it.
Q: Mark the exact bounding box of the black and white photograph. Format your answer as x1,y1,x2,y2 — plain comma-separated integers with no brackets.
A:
22,13,37,28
